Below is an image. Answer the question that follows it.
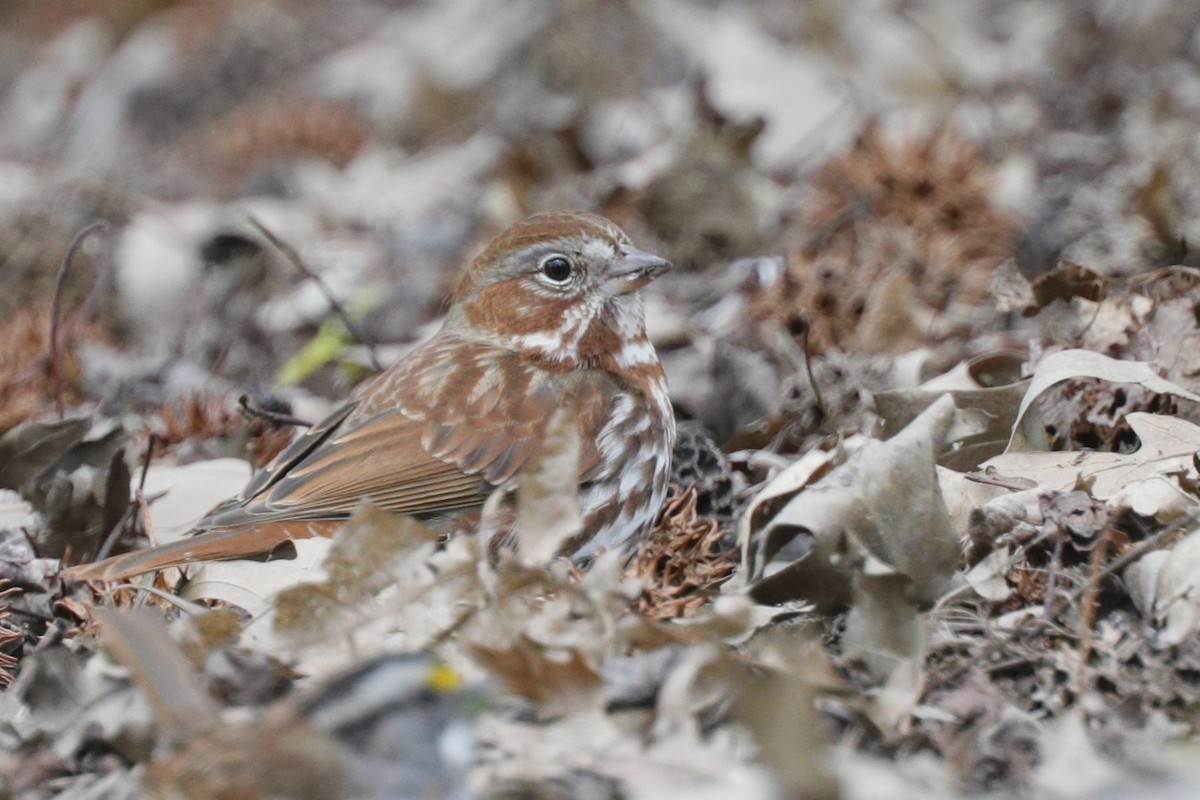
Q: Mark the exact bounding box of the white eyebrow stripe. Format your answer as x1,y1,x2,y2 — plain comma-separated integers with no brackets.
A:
581,238,617,261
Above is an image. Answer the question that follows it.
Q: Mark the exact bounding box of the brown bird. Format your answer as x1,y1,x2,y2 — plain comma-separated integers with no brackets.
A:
64,212,675,582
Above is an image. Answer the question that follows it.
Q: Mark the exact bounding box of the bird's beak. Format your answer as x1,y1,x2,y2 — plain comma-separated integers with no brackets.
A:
605,243,672,295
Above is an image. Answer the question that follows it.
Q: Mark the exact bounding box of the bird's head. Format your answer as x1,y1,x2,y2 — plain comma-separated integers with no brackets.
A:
450,211,671,370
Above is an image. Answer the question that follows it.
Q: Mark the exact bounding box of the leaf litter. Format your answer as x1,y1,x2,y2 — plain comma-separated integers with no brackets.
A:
9,2,1200,798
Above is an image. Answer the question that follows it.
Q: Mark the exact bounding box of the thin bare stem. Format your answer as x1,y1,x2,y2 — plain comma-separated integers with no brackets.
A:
245,215,383,372
49,221,109,418
799,315,826,418
93,504,136,565
138,433,157,495
94,435,160,564
1074,530,1114,692
238,394,313,428
1066,517,1188,605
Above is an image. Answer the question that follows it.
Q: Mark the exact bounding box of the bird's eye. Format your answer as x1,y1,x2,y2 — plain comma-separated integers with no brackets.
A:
540,255,573,283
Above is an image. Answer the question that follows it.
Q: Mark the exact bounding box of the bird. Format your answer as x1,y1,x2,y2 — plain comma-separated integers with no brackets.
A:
63,211,675,582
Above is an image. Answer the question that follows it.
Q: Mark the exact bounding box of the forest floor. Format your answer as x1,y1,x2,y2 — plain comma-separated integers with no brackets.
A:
5,1,1200,798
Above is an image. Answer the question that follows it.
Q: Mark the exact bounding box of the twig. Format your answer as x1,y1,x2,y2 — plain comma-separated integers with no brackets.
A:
32,618,68,650
963,471,1032,489
798,314,826,419
95,582,210,616
238,394,313,428
3,605,55,623
138,433,156,495
92,505,137,565
95,434,158,563
1065,518,1186,605
1075,529,1114,692
245,214,383,372
49,221,109,418
1042,532,1066,621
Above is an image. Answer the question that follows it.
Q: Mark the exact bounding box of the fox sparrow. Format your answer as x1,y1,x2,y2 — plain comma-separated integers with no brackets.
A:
65,212,675,582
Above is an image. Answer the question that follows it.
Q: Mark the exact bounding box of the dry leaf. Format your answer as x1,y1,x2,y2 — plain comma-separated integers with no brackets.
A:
726,633,837,799
963,548,1013,602
183,536,333,621
1145,528,1200,646
984,413,1200,501
516,405,582,564
97,607,219,745
745,394,962,612
137,458,253,544
1008,349,1200,452
874,350,1029,470
469,639,602,718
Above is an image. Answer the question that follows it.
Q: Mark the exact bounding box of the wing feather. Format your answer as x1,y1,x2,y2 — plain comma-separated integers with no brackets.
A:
206,411,488,527
64,335,624,581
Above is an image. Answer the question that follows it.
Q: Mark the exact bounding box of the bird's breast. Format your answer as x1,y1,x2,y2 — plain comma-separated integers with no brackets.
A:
568,372,674,560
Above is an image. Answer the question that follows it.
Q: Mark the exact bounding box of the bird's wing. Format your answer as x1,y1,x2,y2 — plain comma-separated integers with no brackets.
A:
60,407,515,582
207,408,489,525
63,337,614,582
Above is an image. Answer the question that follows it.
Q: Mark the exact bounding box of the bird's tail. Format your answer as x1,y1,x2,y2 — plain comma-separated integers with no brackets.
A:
60,518,339,583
